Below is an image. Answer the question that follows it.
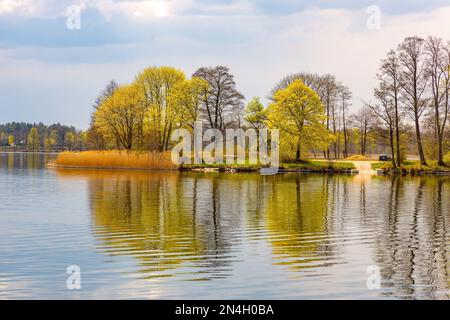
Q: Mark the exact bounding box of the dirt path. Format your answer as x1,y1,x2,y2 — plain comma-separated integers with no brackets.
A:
351,161,377,174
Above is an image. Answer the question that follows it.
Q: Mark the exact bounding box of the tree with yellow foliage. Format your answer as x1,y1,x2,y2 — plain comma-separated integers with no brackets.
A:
267,80,335,161
134,66,185,151
169,77,209,130
28,127,40,152
65,132,76,150
94,84,146,150
8,135,14,147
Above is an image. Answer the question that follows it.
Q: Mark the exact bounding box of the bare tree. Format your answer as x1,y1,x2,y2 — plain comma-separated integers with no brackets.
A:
378,50,402,166
193,66,244,130
352,106,375,156
398,36,428,166
425,37,449,166
338,84,352,158
92,80,119,111
368,84,397,169
322,75,338,159
88,80,119,150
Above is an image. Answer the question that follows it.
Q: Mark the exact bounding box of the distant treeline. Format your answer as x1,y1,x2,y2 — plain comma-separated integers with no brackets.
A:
0,122,84,151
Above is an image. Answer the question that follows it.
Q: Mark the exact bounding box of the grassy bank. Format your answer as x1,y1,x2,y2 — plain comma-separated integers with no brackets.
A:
182,160,355,173
372,160,450,175
52,151,178,170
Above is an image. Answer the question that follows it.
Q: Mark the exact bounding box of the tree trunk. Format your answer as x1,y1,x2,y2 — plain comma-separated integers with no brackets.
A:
394,97,401,167
437,131,444,166
414,113,427,166
389,125,397,169
296,141,301,162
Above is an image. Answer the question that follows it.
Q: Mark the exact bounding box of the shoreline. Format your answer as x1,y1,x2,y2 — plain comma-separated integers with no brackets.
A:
48,163,357,174
19,151,446,176
371,161,450,176
375,168,450,176
47,163,450,176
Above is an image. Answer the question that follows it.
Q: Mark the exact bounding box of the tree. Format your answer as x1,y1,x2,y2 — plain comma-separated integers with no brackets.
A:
270,73,339,159
94,84,147,150
93,80,119,110
27,127,40,152
424,36,449,166
337,84,352,158
398,36,428,166
267,80,334,161
8,135,14,147
45,129,58,151
368,84,397,169
135,66,185,151
169,77,209,130
352,106,375,156
65,132,76,150
270,72,327,101
244,97,267,130
193,66,244,130
378,50,402,166
86,126,107,150
321,75,338,159
88,80,119,150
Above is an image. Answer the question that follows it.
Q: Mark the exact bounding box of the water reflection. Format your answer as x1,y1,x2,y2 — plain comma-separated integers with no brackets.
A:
373,177,450,299
0,152,54,170
1,153,449,299
54,169,450,298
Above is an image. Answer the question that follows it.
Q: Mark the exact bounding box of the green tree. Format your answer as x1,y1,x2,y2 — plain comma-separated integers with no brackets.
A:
27,127,40,152
267,80,335,161
244,97,266,130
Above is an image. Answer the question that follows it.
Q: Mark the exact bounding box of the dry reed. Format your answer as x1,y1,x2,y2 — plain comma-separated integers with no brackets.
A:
54,150,179,170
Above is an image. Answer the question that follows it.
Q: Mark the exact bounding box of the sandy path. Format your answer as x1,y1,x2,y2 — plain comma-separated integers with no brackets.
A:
351,161,376,174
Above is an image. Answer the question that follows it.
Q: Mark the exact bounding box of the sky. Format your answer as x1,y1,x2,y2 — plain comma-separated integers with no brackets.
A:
1,0,450,129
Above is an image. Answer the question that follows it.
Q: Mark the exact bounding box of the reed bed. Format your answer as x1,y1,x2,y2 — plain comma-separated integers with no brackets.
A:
53,150,179,170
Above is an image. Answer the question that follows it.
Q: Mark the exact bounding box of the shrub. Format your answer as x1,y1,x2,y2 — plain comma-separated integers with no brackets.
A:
444,152,450,164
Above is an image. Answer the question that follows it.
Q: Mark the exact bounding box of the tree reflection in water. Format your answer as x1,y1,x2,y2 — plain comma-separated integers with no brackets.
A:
54,169,450,298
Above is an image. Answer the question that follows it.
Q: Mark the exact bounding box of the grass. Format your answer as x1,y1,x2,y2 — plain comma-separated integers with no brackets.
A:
371,160,450,174
53,151,179,170
279,160,355,171
182,160,355,172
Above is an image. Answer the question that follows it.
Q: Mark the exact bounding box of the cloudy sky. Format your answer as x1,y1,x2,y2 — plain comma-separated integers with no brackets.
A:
1,0,450,129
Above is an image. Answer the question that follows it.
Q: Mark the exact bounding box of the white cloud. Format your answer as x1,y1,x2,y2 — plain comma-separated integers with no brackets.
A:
92,0,196,20
0,0,257,19
0,0,38,15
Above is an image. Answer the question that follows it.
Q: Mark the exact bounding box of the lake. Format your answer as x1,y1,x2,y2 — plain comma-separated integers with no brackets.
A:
0,152,449,299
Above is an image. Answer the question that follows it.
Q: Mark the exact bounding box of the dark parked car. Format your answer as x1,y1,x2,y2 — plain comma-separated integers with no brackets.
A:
379,154,392,161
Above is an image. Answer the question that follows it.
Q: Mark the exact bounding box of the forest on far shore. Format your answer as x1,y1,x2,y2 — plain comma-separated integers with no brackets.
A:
0,122,83,152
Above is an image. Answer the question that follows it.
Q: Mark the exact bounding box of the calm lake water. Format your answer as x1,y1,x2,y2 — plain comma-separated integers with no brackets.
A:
0,152,449,299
